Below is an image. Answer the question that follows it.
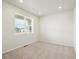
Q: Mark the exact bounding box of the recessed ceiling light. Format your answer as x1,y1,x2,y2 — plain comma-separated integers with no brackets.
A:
20,0,23,3
58,6,62,9
38,12,42,15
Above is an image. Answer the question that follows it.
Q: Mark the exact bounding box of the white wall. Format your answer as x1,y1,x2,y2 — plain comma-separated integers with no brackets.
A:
2,1,39,53
74,8,76,48
40,10,75,47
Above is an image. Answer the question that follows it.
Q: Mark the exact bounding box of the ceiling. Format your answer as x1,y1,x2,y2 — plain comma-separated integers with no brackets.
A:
3,0,75,17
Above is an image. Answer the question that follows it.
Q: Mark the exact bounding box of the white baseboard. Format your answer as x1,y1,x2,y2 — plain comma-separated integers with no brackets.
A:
39,40,75,48
2,40,38,54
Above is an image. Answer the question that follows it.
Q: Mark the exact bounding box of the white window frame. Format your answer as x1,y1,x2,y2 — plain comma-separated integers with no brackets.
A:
14,13,34,34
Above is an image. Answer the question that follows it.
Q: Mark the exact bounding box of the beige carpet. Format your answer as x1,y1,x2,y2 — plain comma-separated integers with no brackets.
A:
3,41,76,59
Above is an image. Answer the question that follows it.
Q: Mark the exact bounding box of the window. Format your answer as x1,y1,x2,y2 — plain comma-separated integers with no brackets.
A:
15,14,33,34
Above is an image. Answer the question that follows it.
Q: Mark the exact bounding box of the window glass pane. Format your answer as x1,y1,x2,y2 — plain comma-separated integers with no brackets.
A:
15,14,33,33
15,15,24,20
29,26,32,32
26,18,32,25
15,15,25,33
